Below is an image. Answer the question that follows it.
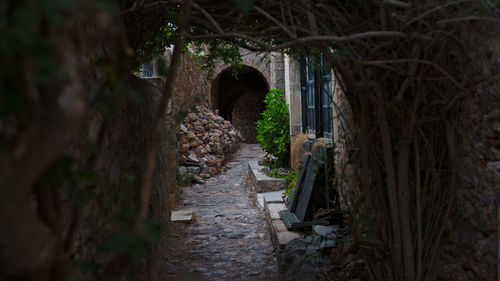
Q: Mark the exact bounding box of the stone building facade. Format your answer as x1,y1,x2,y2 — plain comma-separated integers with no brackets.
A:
209,49,272,142
142,48,274,143
437,30,500,281
275,47,499,280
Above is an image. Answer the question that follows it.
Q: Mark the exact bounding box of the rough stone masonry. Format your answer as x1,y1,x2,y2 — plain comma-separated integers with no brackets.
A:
177,106,242,180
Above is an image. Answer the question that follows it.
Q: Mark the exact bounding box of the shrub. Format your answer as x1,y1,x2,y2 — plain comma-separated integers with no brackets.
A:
177,172,195,186
256,88,290,167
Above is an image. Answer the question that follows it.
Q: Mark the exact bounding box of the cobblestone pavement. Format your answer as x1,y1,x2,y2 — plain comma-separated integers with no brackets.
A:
164,144,281,281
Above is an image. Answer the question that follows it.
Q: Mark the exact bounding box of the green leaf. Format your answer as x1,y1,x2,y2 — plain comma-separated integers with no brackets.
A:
99,230,146,261
174,111,187,123
255,88,290,167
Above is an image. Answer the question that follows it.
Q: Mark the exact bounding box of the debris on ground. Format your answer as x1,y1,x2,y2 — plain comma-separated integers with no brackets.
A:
171,209,197,222
280,227,367,281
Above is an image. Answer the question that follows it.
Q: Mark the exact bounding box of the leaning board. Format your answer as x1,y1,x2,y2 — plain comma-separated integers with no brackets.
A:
294,157,319,222
288,154,310,212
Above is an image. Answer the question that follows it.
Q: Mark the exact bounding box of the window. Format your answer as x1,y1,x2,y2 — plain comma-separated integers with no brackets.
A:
141,61,154,77
300,54,333,140
301,56,316,133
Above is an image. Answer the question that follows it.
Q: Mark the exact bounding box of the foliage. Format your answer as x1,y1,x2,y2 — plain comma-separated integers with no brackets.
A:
134,18,177,67
256,89,290,167
265,168,296,197
233,0,255,13
284,171,298,197
0,0,77,120
177,172,196,186
0,1,172,280
189,40,243,79
131,10,245,76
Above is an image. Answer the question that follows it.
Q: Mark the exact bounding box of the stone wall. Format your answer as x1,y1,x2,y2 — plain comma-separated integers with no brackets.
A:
74,51,212,281
281,37,500,280
75,76,169,281
231,91,266,142
438,29,500,281
284,55,303,139
168,50,211,110
271,52,285,90
211,65,268,143
210,49,270,111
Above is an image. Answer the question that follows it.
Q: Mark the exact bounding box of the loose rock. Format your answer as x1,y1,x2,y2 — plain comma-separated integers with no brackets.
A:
177,106,241,181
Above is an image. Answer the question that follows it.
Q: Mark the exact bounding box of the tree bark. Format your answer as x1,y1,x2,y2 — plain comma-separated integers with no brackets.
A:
374,83,403,279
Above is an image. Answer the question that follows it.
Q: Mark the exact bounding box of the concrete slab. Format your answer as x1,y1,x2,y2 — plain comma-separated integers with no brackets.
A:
259,190,285,203
313,225,339,236
248,160,287,192
171,209,196,222
277,231,301,248
262,201,303,251
272,219,288,233
267,202,287,211
266,203,287,220
256,194,265,210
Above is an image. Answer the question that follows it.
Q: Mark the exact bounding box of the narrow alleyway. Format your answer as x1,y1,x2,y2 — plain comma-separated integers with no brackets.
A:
164,144,281,281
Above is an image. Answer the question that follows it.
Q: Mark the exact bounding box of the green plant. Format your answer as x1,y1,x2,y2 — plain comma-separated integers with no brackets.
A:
266,169,297,197
256,88,290,167
283,171,297,197
177,172,195,186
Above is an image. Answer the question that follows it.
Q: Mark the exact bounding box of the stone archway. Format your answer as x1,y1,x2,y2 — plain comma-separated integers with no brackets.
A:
211,65,269,143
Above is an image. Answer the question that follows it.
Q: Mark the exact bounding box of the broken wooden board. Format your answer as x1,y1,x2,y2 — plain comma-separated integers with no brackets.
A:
279,209,330,231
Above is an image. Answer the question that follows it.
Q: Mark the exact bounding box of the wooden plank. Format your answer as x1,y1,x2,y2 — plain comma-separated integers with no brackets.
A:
289,219,330,231
280,210,330,231
294,159,319,222
303,141,313,152
312,145,333,210
279,210,300,230
289,154,310,212
313,146,326,165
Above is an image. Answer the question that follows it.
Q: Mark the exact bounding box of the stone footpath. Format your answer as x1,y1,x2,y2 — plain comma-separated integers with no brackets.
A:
165,144,281,281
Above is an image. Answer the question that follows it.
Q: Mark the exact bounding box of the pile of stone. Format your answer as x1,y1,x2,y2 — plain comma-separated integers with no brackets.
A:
279,228,364,281
177,106,241,181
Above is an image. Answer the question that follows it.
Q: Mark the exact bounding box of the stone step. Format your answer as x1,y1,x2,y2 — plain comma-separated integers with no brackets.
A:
256,190,285,209
248,160,287,193
263,201,302,249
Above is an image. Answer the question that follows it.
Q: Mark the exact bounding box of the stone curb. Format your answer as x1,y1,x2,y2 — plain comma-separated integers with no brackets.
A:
258,191,302,251
248,160,287,193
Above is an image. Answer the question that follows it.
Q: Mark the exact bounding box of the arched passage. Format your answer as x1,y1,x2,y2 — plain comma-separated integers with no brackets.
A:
211,65,269,143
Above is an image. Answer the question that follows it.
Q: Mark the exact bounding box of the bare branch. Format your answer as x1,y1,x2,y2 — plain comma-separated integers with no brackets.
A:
188,31,408,51
361,58,462,88
192,2,223,34
382,0,411,8
405,0,468,26
254,6,296,38
437,16,500,25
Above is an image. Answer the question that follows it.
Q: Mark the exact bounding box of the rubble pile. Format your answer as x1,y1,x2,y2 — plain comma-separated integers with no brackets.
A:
177,106,241,181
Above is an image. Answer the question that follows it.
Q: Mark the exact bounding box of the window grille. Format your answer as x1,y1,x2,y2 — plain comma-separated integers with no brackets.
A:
142,61,154,77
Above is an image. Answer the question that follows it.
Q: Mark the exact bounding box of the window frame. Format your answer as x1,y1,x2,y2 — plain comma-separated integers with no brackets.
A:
300,54,333,140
